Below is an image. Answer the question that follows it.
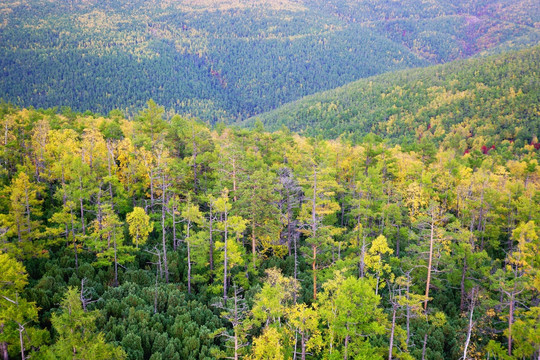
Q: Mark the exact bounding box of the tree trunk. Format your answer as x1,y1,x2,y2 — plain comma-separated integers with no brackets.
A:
79,189,85,235
209,204,214,282
161,180,169,283
187,221,192,294
312,245,317,301
233,329,238,360
463,293,475,360
18,323,25,360
223,210,229,302
251,221,256,270
343,334,349,360
359,233,366,278
389,306,396,360
424,213,435,311
301,334,306,360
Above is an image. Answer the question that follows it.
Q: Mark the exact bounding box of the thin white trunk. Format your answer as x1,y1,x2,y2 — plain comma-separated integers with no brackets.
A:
462,299,475,360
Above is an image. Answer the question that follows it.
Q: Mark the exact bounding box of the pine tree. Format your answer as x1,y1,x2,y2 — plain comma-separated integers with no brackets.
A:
43,287,126,359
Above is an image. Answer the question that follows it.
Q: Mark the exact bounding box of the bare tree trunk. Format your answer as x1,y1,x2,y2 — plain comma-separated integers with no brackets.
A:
18,323,25,360
234,328,239,360
463,291,475,360
359,234,366,278
312,245,317,301
161,178,169,283
389,305,396,360
508,292,514,356
223,209,229,302
424,212,435,311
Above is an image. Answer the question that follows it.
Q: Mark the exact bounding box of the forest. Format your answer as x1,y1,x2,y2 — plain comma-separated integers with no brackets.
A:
247,45,540,146
1,0,539,122
0,98,538,359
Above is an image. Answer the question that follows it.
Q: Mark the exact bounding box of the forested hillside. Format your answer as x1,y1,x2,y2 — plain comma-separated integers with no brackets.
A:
1,0,539,121
0,102,539,359
248,46,540,147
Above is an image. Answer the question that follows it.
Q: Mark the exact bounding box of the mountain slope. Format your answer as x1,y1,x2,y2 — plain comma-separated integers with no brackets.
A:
1,0,539,121
246,46,540,148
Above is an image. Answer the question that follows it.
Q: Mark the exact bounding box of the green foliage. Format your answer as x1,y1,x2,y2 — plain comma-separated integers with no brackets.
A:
2,0,538,122
0,98,538,360
317,271,387,357
0,172,46,259
126,207,153,248
96,283,223,360
250,46,540,150
0,252,48,359
41,287,126,359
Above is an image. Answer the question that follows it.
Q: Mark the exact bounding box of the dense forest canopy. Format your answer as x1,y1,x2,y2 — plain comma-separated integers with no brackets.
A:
1,0,539,122
1,0,540,358
247,45,540,146
0,100,538,359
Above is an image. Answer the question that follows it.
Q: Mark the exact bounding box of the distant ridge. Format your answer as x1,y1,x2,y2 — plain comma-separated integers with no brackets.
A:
1,0,539,122
245,45,540,148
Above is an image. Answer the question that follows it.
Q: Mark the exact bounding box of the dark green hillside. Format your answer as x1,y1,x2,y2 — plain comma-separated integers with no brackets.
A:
247,46,540,149
1,0,539,122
